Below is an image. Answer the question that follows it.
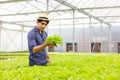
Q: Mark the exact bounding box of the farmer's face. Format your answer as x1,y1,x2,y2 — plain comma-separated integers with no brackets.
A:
36,20,48,31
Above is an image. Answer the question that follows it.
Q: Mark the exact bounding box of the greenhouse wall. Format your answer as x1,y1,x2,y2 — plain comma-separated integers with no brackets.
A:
0,22,120,53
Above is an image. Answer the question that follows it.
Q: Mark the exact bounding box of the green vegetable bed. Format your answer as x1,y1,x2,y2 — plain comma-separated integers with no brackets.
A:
0,53,120,80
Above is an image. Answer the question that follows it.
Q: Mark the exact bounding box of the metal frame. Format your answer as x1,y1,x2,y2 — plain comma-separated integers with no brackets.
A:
0,0,116,52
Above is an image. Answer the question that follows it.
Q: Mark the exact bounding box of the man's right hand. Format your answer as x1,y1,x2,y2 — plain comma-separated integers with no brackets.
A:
45,42,56,47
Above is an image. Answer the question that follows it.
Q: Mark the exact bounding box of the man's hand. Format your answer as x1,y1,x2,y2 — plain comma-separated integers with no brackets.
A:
45,42,56,47
46,52,50,63
47,57,50,63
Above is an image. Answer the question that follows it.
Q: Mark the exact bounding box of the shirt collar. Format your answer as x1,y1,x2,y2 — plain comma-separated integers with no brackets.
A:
33,26,39,32
33,26,45,33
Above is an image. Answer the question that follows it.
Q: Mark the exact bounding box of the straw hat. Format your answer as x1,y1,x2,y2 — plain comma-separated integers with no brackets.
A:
37,13,49,21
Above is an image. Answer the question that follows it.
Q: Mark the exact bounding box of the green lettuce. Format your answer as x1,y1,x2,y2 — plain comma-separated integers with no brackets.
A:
46,34,63,46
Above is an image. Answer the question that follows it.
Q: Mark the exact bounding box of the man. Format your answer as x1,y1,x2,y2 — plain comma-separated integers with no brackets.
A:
27,13,54,66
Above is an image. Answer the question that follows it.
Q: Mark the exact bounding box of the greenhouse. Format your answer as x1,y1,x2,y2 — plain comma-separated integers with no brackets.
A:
0,0,120,53
0,0,120,80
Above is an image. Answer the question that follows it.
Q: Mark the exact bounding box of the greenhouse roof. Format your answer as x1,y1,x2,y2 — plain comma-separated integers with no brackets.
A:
0,0,120,27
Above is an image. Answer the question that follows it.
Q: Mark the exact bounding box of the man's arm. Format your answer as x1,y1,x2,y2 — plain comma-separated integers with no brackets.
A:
33,42,54,53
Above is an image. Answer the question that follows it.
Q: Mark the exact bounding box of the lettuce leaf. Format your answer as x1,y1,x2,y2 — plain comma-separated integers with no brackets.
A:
46,34,63,46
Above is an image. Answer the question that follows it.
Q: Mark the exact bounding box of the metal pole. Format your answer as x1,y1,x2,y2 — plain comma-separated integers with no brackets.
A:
101,22,103,53
73,10,75,53
83,24,85,52
0,21,2,51
21,26,24,51
46,0,49,52
46,0,49,33
89,18,92,53
109,26,112,53
59,20,62,52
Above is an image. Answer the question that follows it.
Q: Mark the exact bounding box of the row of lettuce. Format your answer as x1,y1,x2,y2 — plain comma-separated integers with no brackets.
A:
0,53,120,80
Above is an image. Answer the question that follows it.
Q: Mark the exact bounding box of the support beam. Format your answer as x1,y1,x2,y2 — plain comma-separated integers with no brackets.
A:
100,22,103,53
109,26,112,53
78,6,120,10
0,21,2,51
0,0,33,4
1,20,32,28
47,22,120,26
21,27,24,51
54,0,111,26
72,10,75,53
8,15,120,23
10,21,120,27
46,0,49,52
46,0,49,33
0,7,120,16
0,12,41,16
2,27,27,32
89,18,92,53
